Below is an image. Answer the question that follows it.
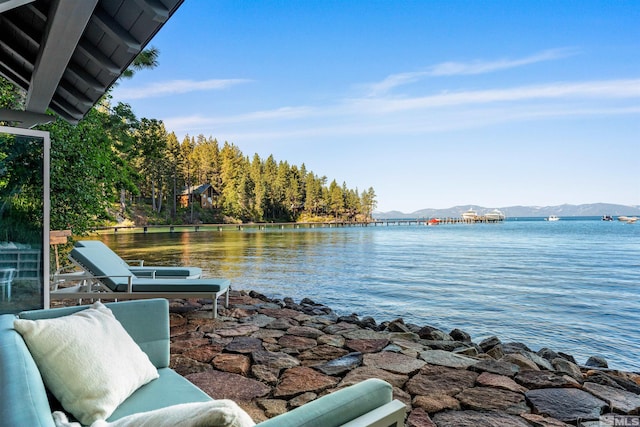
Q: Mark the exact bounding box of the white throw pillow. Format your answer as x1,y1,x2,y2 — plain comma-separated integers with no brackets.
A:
14,302,159,425
53,400,256,427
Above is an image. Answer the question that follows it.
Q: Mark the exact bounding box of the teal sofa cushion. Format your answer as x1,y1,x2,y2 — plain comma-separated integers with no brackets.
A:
0,314,55,427
2,299,403,426
108,368,212,422
19,299,171,369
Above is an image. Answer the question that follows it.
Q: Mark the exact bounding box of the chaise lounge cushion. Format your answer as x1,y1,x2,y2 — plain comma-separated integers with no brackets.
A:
74,241,202,279
13,302,159,425
70,247,229,293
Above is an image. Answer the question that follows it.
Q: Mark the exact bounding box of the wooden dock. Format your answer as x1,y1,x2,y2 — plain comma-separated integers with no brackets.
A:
379,216,505,225
97,217,503,234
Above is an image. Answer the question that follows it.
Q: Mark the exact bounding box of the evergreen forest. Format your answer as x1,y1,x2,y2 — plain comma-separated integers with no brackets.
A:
1,66,377,237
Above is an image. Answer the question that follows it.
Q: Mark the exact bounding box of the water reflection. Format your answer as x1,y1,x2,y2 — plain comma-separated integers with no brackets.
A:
98,222,640,371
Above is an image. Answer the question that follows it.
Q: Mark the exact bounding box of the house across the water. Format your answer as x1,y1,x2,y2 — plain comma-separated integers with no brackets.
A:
178,184,219,209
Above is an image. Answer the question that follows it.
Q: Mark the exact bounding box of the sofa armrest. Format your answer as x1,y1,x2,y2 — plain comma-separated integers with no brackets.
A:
256,378,404,427
341,400,406,427
18,299,170,369
0,315,56,427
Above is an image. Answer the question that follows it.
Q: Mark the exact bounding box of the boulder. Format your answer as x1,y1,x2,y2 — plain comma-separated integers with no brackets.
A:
525,388,607,423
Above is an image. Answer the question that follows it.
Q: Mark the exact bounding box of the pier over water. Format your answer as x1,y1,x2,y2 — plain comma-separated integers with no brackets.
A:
98,216,504,234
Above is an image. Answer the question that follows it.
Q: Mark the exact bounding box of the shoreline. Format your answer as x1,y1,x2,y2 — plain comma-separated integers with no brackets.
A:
167,291,640,425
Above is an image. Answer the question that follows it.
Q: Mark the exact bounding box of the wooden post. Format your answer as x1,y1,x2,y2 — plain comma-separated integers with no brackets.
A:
49,230,72,271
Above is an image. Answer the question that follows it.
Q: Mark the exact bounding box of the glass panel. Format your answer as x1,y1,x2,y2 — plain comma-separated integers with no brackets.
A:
0,127,49,314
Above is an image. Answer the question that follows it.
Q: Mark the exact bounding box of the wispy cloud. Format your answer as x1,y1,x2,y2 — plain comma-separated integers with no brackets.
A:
115,78,252,99
164,107,314,131
366,48,579,96
165,78,640,140
352,78,640,114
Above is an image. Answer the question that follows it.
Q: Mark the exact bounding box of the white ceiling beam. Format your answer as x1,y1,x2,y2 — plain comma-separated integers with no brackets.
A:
0,108,53,128
25,0,98,113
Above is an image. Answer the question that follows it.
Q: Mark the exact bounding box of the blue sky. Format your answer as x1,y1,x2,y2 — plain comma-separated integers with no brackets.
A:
111,1,640,213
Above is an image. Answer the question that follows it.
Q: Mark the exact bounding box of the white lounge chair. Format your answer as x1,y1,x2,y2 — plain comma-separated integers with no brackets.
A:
0,268,17,301
50,245,230,318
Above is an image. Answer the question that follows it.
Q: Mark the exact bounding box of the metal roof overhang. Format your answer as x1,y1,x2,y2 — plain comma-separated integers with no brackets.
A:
0,0,184,128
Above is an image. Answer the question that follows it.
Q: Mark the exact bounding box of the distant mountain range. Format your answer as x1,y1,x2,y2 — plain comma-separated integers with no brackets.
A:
373,203,640,219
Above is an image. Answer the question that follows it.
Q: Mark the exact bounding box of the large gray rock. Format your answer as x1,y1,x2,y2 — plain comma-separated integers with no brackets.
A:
515,370,581,389
478,335,501,352
471,359,520,377
251,349,300,370
274,366,338,398
519,350,555,371
406,365,478,396
339,366,409,388
419,349,478,369
525,388,607,422
476,372,528,394
449,328,472,343
502,353,540,371
519,413,573,426
551,357,584,382
363,351,426,374
345,338,389,353
412,394,460,413
432,410,530,427
186,370,270,402
455,386,529,414
297,344,348,362
225,336,264,354
585,355,608,368
583,382,640,414
286,325,325,339
314,352,363,376
407,407,437,427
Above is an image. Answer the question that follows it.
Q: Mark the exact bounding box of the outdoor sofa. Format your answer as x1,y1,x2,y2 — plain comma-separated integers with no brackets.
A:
0,298,406,426
50,241,229,318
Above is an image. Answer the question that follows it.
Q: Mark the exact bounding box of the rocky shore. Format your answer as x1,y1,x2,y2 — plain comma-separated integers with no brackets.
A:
168,291,640,426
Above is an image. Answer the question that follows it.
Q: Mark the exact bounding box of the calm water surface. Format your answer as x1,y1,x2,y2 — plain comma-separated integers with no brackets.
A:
101,219,640,371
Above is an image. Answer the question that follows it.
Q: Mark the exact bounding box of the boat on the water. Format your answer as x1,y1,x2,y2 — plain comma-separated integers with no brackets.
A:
618,216,638,223
545,215,560,221
485,209,505,221
461,208,478,221
602,215,614,221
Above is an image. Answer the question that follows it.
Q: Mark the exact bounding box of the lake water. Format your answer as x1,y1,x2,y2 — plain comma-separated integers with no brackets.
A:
100,218,640,372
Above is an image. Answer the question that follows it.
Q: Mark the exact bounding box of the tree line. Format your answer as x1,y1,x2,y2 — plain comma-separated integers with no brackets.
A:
1,76,377,236
126,118,377,224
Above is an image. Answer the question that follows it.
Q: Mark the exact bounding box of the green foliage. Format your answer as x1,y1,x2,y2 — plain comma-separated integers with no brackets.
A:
1,62,376,232
0,78,24,113
0,134,44,243
41,105,139,235
120,47,159,79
